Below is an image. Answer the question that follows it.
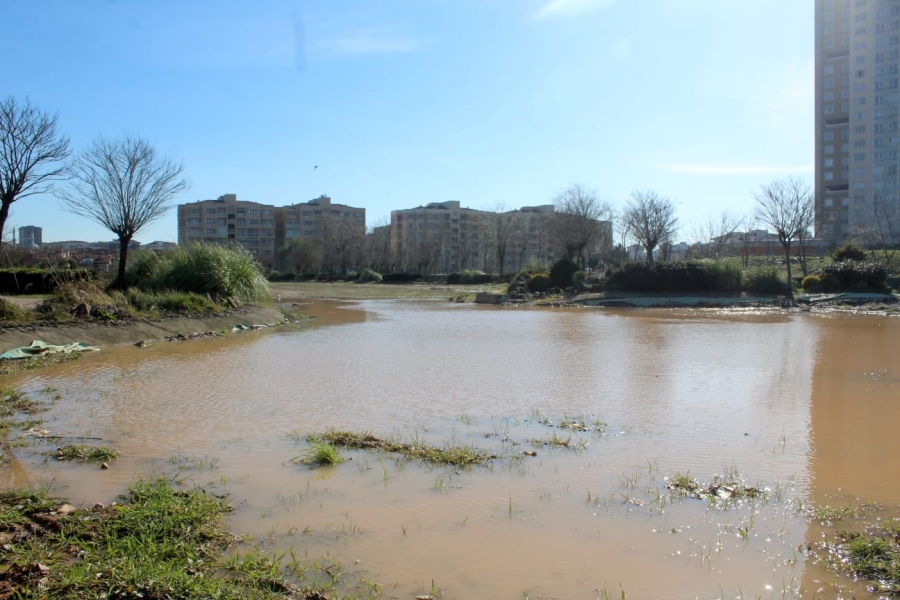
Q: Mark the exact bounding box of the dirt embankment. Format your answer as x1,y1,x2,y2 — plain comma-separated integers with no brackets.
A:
0,306,286,351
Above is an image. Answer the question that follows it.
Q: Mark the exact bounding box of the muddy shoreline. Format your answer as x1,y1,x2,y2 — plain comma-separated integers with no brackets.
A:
0,306,287,352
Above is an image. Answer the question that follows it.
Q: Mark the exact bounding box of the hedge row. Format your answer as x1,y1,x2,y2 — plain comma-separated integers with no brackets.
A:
0,268,93,295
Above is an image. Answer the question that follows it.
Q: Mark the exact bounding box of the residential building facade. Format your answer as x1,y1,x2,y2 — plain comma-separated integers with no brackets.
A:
177,194,365,268
276,195,366,247
389,201,574,274
815,0,900,241
18,226,42,249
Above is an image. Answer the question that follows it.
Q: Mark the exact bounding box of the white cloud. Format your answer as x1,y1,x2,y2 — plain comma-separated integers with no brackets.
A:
661,164,814,176
535,0,618,19
320,34,423,56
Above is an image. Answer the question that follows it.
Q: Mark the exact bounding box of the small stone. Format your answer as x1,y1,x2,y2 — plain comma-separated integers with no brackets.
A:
100,462,109,470
92,502,105,510
57,503,76,515
522,450,537,457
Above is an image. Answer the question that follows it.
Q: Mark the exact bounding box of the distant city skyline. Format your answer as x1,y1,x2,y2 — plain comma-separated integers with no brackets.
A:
3,0,813,244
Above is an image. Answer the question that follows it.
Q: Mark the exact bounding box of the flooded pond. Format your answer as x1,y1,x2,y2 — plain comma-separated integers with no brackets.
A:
2,300,899,599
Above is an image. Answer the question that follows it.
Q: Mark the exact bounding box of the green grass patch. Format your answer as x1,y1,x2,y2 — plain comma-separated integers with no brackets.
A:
308,428,496,466
53,444,120,463
297,442,345,466
0,478,379,599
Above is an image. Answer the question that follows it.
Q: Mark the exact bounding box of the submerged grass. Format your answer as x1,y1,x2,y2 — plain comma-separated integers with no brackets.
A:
298,442,345,466
53,444,120,463
665,470,766,501
0,478,378,599
308,429,496,466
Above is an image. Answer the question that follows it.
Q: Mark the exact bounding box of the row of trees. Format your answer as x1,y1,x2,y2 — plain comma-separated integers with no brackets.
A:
0,97,188,289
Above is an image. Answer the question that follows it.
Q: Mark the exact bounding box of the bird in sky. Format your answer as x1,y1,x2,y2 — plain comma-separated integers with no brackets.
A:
314,165,318,169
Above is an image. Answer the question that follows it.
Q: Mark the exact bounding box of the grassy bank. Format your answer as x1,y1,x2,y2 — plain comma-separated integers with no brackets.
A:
270,281,504,302
0,478,380,599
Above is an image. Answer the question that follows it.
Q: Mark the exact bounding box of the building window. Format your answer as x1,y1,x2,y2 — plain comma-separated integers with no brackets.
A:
825,91,834,101
854,152,866,160
826,105,835,115
825,198,834,207
854,182,866,189
189,208,200,214
855,139,866,147
825,144,834,154
825,158,834,167
204,228,216,234
205,218,215,224
825,172,835,181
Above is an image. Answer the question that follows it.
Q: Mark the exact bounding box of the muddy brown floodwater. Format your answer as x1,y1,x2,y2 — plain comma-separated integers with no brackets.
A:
2,300,899,599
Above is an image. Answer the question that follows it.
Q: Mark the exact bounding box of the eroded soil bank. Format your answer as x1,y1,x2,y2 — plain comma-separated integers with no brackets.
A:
0,306,286,351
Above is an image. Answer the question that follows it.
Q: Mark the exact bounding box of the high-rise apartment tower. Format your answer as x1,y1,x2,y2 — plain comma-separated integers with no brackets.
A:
815,0,900,241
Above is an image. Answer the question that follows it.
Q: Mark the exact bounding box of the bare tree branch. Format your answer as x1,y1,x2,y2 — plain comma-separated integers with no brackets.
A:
57,134,188,289
752,177,813,298
0,97,71,249
621,190,679,265
546,183,611,269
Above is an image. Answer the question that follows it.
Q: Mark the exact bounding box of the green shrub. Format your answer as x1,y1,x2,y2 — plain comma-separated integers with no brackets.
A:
0,268,93,295
604,260,744,293
266,270,296,282
123,251,165,289
135,244,270,303
528,273,552,293
356,269,382,283
549,257,579,289
446,270,492,285
821,260,889,292
154,291,220,314
744,267,785,295
0,298,25,322
381,272,423,283
572,270,587,289
801,274,823,293
832,243,867,262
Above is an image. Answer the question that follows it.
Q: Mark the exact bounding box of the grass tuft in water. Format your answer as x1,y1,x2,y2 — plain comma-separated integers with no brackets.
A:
299,442,345,466
54,444,120,463
308,428,496,466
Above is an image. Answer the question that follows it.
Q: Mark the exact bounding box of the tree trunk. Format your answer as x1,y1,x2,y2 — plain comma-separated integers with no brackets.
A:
646,244,655,265
0,199,10,251
117,235,132,290
781,241,794,300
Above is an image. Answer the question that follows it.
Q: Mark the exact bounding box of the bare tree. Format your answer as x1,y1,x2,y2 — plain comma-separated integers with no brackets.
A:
58,134,188,289
321,215,364,273
480,202,522,275
795,197,816,276
857,198,900,266
364,218,393,272
621,190,679,265
690,211,745,259
0,97,70,250
547,184,612,269
279,238,322,273
752,177,813,298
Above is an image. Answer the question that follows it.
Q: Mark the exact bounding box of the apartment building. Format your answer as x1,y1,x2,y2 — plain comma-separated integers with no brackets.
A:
815,0,900,241
177,194,366,268
17,226,42,249
389,201,563,274
277,195,366,246
178,194,278,265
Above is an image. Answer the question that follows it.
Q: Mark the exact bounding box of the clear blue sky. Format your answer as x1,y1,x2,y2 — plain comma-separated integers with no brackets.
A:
2,0,813,244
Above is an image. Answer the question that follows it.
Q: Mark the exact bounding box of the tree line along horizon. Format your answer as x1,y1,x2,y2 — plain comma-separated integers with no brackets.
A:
1,95,885,294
